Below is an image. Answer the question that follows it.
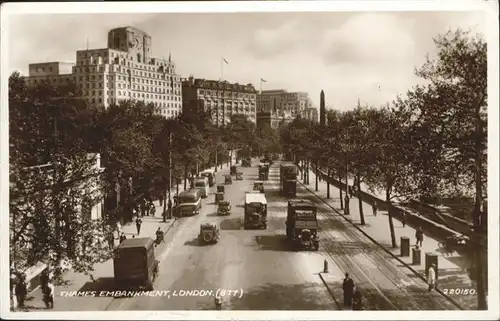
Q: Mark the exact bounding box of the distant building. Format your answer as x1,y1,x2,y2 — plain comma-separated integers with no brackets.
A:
303,107,319,122
182,76,257,125
256,89,314,128
24,26,182,119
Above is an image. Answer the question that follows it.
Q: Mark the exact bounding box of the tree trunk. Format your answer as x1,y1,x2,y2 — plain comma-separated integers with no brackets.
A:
386,187,397,248
357,173,365,225
339,174,343,209
183,165,188,191
326,168,331,199
315,161,319,191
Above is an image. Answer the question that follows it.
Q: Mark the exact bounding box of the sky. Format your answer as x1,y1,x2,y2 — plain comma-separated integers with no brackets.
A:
5,7,488,111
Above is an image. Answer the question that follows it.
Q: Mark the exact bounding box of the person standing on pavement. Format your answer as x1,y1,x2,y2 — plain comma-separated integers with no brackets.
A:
167,198,172,219
416,226,424,248
427,263,437,291
15,274,27,308
342,272,354,307
150,201,156,217
344,195,350,215
136,217,143,235
352,286,362,310
372,203,377,216
119,233,127,244
402,212,407,227
42,280,55,309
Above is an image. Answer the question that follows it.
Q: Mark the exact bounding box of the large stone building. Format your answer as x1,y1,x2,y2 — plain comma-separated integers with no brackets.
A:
24,26,182,118
182,76,257,125
256,89,316,128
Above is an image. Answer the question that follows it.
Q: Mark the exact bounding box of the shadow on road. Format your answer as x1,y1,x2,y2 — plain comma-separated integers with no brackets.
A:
322,239,387,256
78,277,120,294
220,218,242,230
254,235,291,251
184,237,203,247
228,282,336,310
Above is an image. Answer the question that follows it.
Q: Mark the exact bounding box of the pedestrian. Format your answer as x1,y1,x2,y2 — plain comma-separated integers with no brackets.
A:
150,201,156,217
342,272,354,307
344,195,350,215
352,286,362,310
427,263,436,291
402,212,407,227
119,233,127,243
416,226,424,248
42,280,55,309
15,274,27,308
167,199,173,219
136,217,142,235
159,196,163,207
40,269,49,289
107,231,115,249
372,203,377,216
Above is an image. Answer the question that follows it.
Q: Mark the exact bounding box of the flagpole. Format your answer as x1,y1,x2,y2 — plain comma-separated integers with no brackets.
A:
260,79,262,93
221,57,224,81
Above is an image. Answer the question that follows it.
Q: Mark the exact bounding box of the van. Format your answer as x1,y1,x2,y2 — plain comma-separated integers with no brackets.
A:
200,170,215,187
177,189,202,216
193,177,209,198
113,237,159,290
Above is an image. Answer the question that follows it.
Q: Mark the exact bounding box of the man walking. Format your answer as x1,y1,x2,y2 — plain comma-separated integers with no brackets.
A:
167,198,173,219
372,203,377,216
42,280,55,309
402,212,407,227
415,226,424,248
119,232,127,244
342,272,354,307
14,274,27,308
344,195,350,215
427,263,437,291
136,217,143,235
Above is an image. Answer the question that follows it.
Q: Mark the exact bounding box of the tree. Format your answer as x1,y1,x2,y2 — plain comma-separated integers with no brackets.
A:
411,29,487,309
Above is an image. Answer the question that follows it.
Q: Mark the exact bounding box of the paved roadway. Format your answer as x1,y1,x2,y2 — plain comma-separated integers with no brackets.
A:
105,160,335,310
103,160,457,311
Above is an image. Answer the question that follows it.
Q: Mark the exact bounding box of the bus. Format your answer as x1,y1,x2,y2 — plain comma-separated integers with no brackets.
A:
193,177,209,198
177,189,202,216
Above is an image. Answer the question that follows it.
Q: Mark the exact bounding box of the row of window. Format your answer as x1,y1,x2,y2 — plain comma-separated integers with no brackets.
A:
82,89,180,101
76,73,179,85
79,81,180,96
78,50,171,71
75,61,178,81
87,96,181,110
199,90,256,99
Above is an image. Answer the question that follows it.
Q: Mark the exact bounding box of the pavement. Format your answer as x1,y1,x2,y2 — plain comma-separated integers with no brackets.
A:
17,160,236,312
17,158,471,311
303,168,476,310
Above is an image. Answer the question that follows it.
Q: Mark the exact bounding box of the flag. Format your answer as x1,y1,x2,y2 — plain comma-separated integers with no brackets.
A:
223,58,229,65
261,78,267,83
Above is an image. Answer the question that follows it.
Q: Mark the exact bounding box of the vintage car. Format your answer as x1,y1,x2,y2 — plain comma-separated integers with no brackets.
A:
236,172,243,180
217,200,231,216
113,238,159,290
230,165,238,176
215,192,224,204
242,158,251,167
217,184,225,193
224,175,232,185
253,181,264,193
198,223,220,245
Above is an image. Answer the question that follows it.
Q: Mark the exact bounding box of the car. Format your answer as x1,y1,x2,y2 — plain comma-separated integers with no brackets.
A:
224,175,232,185
198,223,220,245
236,172,243,180
215,192,224,204
253,181,264,193
217,200,231,216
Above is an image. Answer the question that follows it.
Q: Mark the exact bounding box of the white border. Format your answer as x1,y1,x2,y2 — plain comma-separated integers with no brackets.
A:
1,1,499,320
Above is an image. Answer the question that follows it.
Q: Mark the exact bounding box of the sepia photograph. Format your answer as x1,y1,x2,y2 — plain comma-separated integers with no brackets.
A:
1,1,498,320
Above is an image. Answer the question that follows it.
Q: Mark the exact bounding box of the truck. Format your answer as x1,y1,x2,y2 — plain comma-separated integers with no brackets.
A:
244,192,267,229
113,238,159,290
286,199,319,251
280,163,298,197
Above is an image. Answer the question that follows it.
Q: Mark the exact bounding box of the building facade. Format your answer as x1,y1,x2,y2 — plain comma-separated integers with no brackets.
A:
24,26,182,118
256,89,315,128
303,107,319,122
182,76,257,125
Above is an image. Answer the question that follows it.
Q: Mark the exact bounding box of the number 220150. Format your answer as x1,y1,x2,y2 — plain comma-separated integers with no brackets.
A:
442,288,476,295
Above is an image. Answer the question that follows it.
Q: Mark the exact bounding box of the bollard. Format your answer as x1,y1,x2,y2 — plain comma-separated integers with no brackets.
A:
400,237,410,257
323,259,329,273
412,247,421,265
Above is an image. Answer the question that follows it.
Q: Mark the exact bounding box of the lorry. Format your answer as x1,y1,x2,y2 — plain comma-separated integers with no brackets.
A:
113,238,159,290
286,199,319,251
280,163,298,197
244,192,267,229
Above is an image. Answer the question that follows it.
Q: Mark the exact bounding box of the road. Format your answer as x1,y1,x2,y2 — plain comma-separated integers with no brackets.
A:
60,159,458,311
105,160,335,310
